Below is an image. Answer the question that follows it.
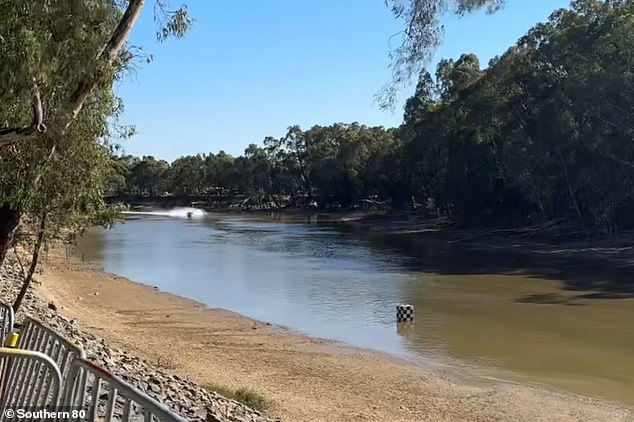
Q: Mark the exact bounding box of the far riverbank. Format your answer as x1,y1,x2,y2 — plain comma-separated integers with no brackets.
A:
220,208,634,281
118,194,634,271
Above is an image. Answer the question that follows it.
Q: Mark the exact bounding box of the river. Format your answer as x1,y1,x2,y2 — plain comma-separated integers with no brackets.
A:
77,209,634,406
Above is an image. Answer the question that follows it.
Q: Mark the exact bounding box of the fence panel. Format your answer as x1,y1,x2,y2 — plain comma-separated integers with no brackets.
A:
61,358,187,422
0,347,62,422
17,318,85,388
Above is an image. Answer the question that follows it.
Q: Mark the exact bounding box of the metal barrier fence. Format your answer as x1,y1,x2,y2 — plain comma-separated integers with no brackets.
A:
0,347,62,421
0,304,13,344
0,317,186,421
61,358,187,422
17,318,86,387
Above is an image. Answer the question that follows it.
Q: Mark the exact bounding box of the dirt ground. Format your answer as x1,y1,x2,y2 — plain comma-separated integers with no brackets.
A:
36,251,633,422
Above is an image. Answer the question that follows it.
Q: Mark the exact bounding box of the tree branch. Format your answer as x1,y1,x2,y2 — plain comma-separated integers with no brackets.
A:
32,86,47,133
68,0,145,120
0,84,47,148
13,212,47,313
0,127,38,149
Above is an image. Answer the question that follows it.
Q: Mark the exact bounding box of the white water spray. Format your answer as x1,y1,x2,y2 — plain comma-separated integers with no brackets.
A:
123,207,207,219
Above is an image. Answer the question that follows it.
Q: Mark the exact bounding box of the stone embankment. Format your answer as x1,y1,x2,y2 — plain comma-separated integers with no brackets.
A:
0,261,278,422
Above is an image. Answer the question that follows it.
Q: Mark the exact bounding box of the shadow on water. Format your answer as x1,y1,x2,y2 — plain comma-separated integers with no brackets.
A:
333,222,634,301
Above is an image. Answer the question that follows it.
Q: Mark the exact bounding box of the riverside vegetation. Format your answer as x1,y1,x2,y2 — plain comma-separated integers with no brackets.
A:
109,1,634,239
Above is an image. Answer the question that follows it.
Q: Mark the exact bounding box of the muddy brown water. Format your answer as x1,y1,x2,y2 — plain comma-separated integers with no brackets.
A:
77,210,634,406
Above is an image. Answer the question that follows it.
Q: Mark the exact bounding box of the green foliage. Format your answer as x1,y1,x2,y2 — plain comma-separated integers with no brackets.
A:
400,0,634,233
0,0,122,128
0,0,126,236
113,124,399,208
0,0,191,261
2,86,126,244
5,0,629,242
154,1,194,42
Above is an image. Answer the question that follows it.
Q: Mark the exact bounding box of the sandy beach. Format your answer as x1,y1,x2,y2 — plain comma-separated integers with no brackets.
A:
36,249,633,422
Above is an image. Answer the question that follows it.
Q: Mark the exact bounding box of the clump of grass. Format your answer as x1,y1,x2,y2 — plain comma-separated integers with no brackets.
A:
204,383,267,411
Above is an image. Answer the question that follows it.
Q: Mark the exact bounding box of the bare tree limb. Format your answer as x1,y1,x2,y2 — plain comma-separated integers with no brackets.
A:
12,244,27,280
13,212,47,313
0,127,38,148
31,144,58,187
32,86,47,133
0,81,49,147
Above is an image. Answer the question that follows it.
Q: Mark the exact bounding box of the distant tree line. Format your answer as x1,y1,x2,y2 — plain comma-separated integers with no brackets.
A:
106,123,399,209
110,1,634,235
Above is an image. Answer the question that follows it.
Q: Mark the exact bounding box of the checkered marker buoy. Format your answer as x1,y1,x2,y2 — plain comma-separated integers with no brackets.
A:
396,304,414,322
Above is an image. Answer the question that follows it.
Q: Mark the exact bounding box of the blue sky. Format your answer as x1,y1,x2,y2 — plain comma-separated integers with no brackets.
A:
116,0,571,162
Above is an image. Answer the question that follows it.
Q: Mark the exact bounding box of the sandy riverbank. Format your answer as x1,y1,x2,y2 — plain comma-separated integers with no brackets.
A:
35,249,633,422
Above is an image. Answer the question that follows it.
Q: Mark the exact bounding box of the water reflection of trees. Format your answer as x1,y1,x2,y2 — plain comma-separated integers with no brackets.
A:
335,223,634,299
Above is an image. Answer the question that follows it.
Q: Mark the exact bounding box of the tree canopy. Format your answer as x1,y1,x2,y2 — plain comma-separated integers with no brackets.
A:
113,0,634,238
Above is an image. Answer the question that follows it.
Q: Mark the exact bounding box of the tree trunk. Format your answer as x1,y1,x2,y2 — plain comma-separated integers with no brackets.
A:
0,205,21,268
68,0,146,119
559,155,586,233
13,213,47,313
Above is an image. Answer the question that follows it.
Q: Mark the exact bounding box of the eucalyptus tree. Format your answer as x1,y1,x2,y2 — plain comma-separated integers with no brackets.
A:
0,1,192,266
128,156,170,196
0,0,502,264
398,0,634,231
169,154,205,196
0,0,512,273
10,90,125,312
203,151,235,195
